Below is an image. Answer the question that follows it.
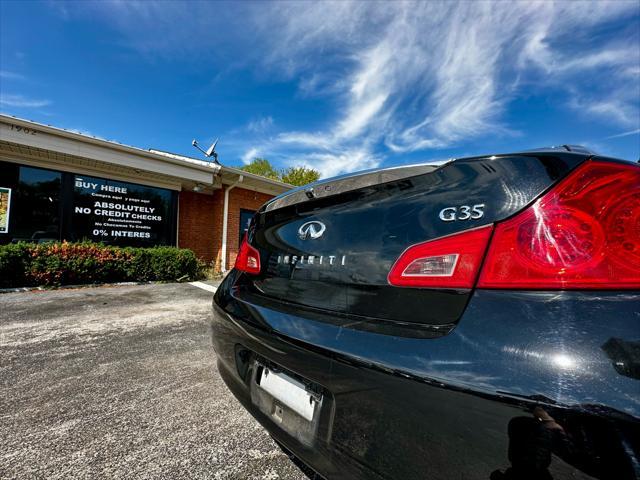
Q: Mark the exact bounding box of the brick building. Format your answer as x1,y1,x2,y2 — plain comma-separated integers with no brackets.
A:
0,114,292,272
177,186,273,267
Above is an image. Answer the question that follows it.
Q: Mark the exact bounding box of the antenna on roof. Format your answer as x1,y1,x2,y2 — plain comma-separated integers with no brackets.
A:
192,138,220,164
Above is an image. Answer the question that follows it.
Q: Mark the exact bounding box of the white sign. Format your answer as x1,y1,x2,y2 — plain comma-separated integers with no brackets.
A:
0,187,11,234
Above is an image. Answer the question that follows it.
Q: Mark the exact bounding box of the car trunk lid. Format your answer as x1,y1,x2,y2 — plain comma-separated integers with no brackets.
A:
238,152,586,335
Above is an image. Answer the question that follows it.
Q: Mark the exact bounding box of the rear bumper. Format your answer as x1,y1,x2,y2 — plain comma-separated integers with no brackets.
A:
212,302,378,479
211,276,640,480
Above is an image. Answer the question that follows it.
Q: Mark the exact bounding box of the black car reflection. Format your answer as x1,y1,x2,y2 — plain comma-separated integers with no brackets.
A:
492,405,639,480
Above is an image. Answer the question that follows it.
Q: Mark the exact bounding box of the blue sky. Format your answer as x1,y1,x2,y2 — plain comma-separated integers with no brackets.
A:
1,1,638,177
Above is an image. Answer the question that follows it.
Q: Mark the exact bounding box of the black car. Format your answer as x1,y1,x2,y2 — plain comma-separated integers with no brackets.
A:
211,147,640,480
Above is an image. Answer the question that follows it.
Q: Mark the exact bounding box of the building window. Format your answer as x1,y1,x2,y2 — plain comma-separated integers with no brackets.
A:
0,160,178,247
239,209,256,245
13,166,62,243
70,174,176,247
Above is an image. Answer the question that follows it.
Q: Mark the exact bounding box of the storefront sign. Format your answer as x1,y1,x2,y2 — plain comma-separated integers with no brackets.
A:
0,187,11,233
72,175,174,246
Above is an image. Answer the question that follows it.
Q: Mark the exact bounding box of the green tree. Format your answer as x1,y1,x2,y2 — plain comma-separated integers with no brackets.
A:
239,158,321,187
239,158,280,180
281,166,321,186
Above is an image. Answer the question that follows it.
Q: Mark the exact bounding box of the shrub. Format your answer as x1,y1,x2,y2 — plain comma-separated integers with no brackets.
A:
0,241,203,288
0,243,31,287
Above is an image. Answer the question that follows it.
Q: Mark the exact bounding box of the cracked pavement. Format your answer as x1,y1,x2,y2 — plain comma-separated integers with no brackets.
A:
0,282,305,480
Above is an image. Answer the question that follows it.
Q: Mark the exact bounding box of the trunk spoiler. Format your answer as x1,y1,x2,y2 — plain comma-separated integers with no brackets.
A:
263,161,448,212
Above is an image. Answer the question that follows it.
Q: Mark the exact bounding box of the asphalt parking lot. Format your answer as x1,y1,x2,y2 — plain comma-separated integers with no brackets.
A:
0,282,306,480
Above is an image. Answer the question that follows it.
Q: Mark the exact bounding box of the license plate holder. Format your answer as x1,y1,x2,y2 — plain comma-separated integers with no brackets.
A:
256,365,319,422
247,359,328,446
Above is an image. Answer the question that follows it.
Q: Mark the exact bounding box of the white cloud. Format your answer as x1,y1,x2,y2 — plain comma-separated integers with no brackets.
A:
65,127,102,139
248,1,638,172
295,147,382,179
277,131,332,150
241,147,260,164
605,128,640,140
63,1,640,176
570,97,639,128
0,71,25,80
0,93,50,108
561,48,636,71
247,116,274,133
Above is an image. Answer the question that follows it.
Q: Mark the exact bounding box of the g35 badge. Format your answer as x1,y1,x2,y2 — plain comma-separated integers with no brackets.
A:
439,204,485,222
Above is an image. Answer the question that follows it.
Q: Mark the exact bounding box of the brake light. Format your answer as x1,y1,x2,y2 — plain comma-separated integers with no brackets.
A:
235,233,261,275
478,160,640,289
388,226,493,288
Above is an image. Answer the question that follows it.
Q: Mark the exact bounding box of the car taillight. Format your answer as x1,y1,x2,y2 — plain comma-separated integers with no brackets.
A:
478,160,640,289
235,233,261,275
388,225,493,288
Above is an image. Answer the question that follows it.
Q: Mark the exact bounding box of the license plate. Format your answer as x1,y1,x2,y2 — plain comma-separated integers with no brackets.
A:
257,366,318,421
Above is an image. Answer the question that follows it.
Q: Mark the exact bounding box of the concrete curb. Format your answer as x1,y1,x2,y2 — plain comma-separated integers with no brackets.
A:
0,279,222,295
0,281,150,295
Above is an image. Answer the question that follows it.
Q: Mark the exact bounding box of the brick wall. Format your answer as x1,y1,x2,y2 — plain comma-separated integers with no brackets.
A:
177,190,220,262
178,187,274,270
222,187,273,270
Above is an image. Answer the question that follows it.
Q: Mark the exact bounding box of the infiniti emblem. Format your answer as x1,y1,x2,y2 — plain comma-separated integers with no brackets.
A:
298,221,326,240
